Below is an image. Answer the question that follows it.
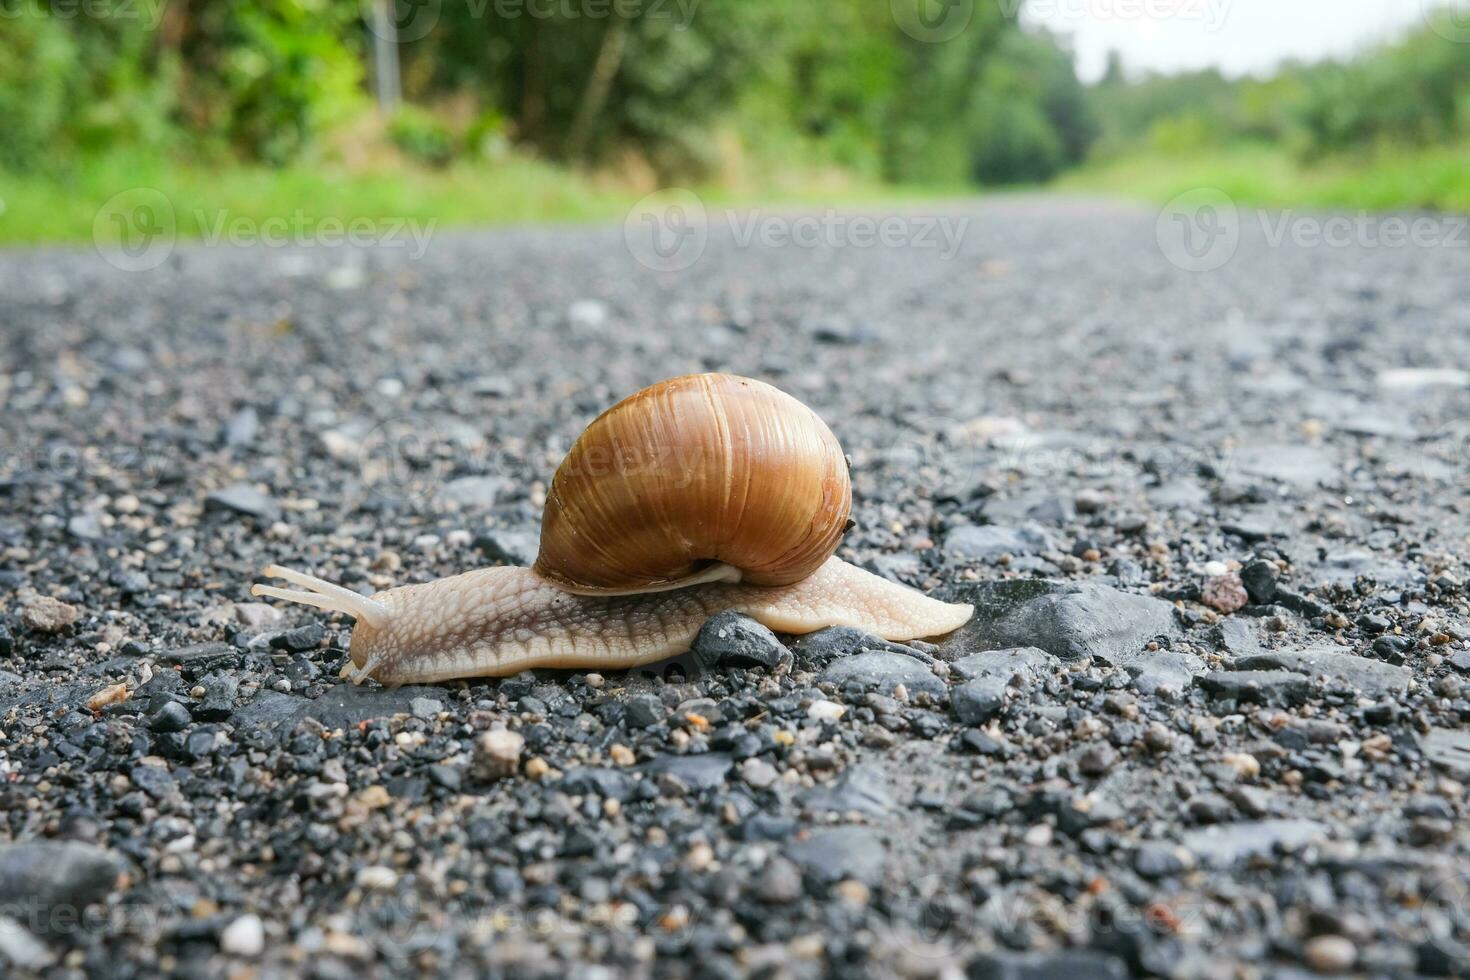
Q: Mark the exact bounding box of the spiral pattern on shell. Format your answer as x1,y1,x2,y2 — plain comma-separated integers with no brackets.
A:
534,374,852,594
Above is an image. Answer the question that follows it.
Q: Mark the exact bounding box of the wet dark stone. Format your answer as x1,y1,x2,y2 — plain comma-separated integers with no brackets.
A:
800,765,893,817
949,647,1057,684
624,694,667,729
473,528,539,566
1198,670,1313,706
691,612,790,671
558,768,637,802
952,677,1008,725
640,753,733,791
946,524,1054,560
1422,729,1470,780
1233,648,1410,698
271,623,325,653
159,643,240,673
819,652,945,698
1240,559,1278,604
193,673,240,721
785,826,886,885
299,684,449,728
1181,819,1327,869
146,700,190,733
203,483,278,520
966,949,1129,980
789,627,930,670
937,580,1179,670
0,841,122,934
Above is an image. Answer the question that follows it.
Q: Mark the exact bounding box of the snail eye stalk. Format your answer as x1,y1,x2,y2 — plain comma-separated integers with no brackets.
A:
250,565,389,630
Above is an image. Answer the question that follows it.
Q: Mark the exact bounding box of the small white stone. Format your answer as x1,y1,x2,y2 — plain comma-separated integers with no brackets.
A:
1303,935,1355,973
1023,824,1053,847
739,757,779,789
319,430,360,463
1221,752,1260,780
807,700,845,722
568,299,609,329
474,729,525,780
220,914,265,957
1377,367,1470,390
356,866,400,891
326,264,366,291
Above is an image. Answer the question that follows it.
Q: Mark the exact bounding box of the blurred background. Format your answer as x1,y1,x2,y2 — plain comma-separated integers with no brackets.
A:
3,0,1469,246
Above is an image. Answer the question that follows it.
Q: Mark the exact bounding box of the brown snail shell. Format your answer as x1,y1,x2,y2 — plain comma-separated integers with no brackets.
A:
534,373,852,595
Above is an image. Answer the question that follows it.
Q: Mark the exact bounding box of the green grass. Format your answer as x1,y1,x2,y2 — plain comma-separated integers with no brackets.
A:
1060,142,1470,211
0,152,638,247
0,149,977,248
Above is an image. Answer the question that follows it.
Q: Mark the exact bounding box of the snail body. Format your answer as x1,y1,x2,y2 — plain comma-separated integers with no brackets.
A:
252,374,972,685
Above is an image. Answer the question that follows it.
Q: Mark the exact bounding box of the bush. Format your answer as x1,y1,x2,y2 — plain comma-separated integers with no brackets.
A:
389,106,456,168
180,0,365,164
0,17,74,171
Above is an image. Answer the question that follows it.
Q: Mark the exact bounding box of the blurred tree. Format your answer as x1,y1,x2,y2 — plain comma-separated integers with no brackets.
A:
0,0,1098,186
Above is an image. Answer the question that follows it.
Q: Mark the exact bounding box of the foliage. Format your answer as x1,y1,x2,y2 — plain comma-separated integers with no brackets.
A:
389,106,455,168
968,29,1096,184
1061,141,1470,212
0,0,1094,187
174,0,365,165
1088,12,1470,166
0,15,175,171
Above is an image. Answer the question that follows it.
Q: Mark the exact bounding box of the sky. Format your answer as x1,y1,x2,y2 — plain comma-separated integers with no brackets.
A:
1020,0,1452,82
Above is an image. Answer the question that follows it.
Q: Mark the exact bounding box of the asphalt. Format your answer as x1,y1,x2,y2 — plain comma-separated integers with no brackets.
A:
3,194,1470,977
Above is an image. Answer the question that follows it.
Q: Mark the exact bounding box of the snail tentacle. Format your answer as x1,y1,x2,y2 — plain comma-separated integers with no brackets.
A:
250,565,390,629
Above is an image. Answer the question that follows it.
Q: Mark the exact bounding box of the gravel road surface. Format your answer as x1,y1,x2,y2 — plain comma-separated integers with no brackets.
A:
4,195,1470,977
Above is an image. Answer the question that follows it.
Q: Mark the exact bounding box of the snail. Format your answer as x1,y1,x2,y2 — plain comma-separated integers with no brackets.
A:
251,374,973,685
